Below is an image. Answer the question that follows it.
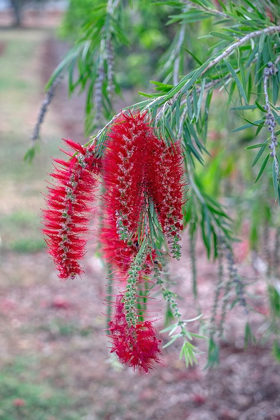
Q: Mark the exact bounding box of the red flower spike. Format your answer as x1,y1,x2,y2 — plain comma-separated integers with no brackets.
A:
101,112,153,272
146,138,185,259
42,139,101,280
109,295,162,373
102,113,149,237
100,221,138,275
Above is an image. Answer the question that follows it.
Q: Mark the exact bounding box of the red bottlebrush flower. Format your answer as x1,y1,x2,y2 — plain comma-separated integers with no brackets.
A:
100,221,139,274
42,139,101,280
101,113,152,269
146,137,185,259
101,111,185,268
102,114,147,227
109,295,162,373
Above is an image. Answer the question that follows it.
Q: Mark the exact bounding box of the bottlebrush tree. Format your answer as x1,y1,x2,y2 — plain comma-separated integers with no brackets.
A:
29,0,280,371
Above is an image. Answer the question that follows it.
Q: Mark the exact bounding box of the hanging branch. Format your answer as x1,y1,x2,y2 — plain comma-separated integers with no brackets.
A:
209,239,224,338
31,73,63,144
263,59,279,180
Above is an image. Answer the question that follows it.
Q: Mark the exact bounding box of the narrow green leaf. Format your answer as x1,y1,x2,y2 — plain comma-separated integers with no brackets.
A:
160,323,177,334
184,48,202,65
224,59,247,104
255,101,267,113
190,333,207,339
231,105,256,111
258,32,266,53
210,31,235,41
273,75,279,105
251,144,267,167
162,334,181,348
245,143,266,150
255,154,270,182
196,78,205,121
244,321,256,348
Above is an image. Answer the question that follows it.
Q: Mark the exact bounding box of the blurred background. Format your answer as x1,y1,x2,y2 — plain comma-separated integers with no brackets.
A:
0,1,280,419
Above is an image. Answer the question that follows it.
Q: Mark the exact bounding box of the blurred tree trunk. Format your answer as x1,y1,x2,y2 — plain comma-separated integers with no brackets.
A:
10,0,22,27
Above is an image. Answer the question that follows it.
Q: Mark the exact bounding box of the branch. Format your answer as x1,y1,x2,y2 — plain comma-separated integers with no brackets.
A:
263,60,279,179
184,0,230,19
31,73,63,143
201,25,280,78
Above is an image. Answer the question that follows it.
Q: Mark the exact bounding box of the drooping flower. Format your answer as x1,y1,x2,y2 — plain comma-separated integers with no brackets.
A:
42,139,101,280
101,111,185,270
108,295,162,373
146,137,185,259
102,113,150,238
101,112,152,273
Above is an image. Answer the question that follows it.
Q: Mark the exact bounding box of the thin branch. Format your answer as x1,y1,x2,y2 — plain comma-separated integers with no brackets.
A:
31,73,63,143
263,60,279,179
184,0,230,19
201,25,280,78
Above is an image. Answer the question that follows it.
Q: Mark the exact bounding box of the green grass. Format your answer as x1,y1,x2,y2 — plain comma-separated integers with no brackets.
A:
0,358,85,420
8,238,46,253
0,210,45,253
0,30,64,254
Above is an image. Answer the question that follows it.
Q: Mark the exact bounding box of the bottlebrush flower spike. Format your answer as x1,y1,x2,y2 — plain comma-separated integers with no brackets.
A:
109,295,162,373
102,112,150,238
147,138,185,259
42,139,101,280
101,112,152,272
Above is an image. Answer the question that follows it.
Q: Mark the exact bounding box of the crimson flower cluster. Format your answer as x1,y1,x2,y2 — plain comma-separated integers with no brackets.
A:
42,139,101,280
42,112,185,372
101,113,184,274
108,295,162,373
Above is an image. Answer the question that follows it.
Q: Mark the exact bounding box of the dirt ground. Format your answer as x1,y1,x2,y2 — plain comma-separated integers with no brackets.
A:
0,19,280,420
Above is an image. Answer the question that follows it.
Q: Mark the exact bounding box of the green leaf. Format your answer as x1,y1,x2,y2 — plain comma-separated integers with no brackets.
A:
255,154,270,183
245,143,266,150
273,75,279,105
210,31,234,41
190,333,207,340
224,59,247,104
244,322,256,349
182,314,203,323
196,78,205,121
231,120,263,132
258,32,266,53
273,340,280,362
255,101,267,113
231,105,257,111
162,334,181,348
216,0,227,11
251,144,267,167
206,337,219,369
184,48,202,65
24,144,39,163
160,323,177,334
